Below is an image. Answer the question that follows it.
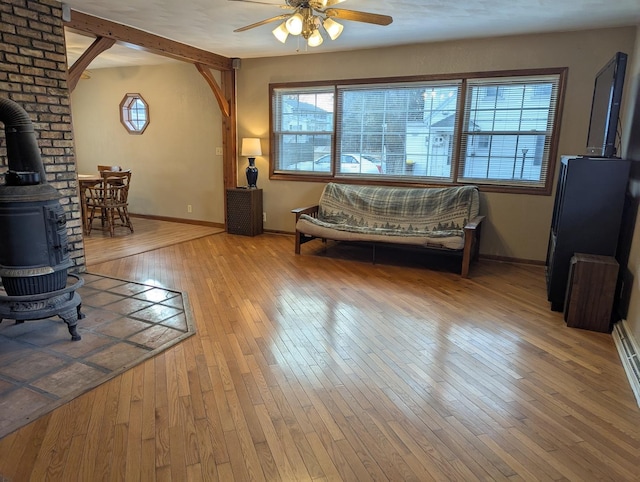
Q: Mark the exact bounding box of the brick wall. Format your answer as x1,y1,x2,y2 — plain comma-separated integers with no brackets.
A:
0,0,85,271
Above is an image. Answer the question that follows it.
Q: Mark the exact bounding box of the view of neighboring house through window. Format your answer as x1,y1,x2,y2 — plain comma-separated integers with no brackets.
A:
459,76,559,187
120,93,149,134
270,68,565,193
336,82,461,178
272,87,334,172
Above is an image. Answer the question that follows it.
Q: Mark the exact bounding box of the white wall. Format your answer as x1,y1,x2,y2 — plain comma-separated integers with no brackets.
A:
71,63,225,223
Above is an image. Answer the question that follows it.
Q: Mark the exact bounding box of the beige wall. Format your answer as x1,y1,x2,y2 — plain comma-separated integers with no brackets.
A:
71,63,225,223
620,27,640,344
68,25,640,345
236,26,637,262
68,27,638,264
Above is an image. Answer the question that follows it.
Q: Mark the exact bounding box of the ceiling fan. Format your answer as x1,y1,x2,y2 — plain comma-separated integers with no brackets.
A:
231,0,393,48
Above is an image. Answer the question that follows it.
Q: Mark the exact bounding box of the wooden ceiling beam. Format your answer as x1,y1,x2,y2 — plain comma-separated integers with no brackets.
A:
65,10,233,72
195,63,230,118
64,9,238,194
221,69,238,190
67,36,115,92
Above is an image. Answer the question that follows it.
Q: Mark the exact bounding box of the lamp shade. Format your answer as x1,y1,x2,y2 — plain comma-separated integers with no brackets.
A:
272,22,289,43
307,29,323,47
285,13,303,36
323,18,343,40
241,138,262,157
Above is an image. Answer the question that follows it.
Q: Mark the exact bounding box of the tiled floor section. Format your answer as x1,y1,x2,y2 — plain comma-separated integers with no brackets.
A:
0,273,195,439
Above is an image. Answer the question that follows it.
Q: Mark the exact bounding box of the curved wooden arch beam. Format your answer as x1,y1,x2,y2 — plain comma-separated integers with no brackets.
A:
66,11,232,72
197,64,238,188
67,36,115,92
195,63,230,118
65,9,237,189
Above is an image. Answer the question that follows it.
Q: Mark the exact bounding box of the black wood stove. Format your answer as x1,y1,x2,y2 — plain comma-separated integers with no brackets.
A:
0,97,83,340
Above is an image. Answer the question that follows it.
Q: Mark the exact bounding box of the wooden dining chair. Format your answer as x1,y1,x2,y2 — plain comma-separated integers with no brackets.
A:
84,170,134,236
97,165,123,172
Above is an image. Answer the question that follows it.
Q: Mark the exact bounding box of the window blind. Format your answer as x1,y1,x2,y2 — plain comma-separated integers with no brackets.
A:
459,75,561,187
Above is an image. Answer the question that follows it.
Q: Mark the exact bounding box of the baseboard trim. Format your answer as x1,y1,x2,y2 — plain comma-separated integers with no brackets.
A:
130,213,224,229
480,254,545,266
612,319,640,407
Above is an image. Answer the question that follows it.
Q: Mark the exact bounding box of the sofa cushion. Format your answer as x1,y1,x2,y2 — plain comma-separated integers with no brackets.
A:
299,183,479,246
295,218,468,249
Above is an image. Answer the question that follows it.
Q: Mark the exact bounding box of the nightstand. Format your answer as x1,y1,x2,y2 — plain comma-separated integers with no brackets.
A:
226,188,263,236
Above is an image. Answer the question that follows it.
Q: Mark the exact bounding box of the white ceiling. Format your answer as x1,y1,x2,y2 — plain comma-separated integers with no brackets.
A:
63,0,640,70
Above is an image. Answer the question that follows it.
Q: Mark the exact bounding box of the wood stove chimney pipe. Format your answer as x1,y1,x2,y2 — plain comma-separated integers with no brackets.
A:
0,98,48,185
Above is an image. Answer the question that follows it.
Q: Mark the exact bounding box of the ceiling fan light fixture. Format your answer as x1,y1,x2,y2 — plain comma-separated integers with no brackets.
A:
316,0,346,6
272,22,289,43
233,0,393,50
307,29,324,47
322,17,343,40
285,13,304,35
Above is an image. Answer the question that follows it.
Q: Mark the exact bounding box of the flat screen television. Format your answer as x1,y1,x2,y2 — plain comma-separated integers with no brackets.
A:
585,51,628,158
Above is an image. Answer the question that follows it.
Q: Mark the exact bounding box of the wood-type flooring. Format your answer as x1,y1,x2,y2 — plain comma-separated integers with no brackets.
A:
0,221,638,481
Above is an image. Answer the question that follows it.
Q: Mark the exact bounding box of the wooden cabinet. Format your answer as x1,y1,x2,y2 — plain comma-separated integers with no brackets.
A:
564,254,619,332
226,188,263,236
545,156,630,312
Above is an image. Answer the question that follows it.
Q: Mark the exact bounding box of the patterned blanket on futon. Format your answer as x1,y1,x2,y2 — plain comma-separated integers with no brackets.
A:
299,183,479,239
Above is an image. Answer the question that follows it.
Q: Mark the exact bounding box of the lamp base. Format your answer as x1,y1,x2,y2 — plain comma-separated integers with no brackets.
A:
246,158,258,188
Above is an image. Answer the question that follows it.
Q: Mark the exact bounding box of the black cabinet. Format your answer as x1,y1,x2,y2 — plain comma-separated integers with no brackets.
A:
546,156,630,311
226,188,263,236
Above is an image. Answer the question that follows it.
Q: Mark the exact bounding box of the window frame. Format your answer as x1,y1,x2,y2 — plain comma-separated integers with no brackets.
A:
269,68,567,195
271,83,336,176
459,74,563,189
120,93,150,134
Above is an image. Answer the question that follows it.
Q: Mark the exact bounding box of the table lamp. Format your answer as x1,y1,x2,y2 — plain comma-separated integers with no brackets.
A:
241,137,262,188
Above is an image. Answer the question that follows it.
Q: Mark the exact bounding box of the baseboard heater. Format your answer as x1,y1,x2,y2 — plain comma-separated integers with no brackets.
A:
613,319,640,407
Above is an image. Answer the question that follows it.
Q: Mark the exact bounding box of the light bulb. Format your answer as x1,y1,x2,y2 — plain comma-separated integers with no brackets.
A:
285,13,303,35
272,22,289,43
323,17,343,40
307,29,323,47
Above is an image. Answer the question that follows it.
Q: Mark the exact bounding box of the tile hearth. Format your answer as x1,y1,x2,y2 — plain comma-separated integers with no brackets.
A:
0,272,195,439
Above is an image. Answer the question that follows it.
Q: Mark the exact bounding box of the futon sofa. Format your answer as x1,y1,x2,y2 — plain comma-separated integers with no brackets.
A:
292,183,485,277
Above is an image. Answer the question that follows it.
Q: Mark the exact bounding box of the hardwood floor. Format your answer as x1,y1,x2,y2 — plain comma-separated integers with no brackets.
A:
0,225,638,481
83,216,224,266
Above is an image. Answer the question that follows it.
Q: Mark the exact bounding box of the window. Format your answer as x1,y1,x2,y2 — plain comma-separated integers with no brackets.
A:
336,82,460,179
270,68,566,194
272,87,334,173
459,76,561,187
120,93,149,134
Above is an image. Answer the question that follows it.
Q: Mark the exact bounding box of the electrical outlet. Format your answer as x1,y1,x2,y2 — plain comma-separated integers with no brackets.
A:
216,147,223,156
187,204,192,213
263,212,266,222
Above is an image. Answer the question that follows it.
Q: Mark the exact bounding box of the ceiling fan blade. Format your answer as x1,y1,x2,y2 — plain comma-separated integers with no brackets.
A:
325,8,393,26
228,0,287,6
228,0,295,11
234,14,290,32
